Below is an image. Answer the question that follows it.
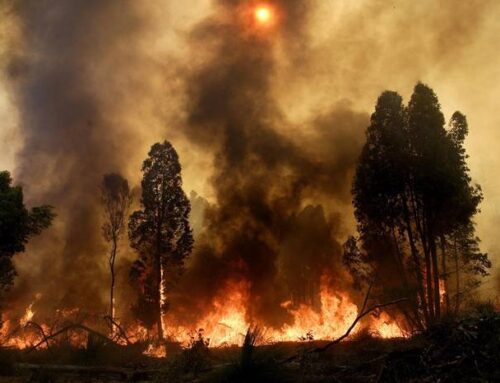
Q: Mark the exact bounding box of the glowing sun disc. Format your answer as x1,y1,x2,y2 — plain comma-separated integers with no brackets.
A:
255,6,272,24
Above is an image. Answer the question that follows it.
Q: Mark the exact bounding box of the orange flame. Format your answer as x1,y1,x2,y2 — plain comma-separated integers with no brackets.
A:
1,278,405,356
160,277,405,347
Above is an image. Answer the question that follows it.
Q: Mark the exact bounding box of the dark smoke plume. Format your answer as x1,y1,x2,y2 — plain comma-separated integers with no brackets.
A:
169,0,368,328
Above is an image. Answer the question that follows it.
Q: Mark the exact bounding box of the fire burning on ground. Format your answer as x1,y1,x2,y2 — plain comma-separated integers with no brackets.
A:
162,277,405,348
1,276,405,358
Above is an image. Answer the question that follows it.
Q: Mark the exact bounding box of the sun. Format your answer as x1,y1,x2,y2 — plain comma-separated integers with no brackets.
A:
255,6,272,24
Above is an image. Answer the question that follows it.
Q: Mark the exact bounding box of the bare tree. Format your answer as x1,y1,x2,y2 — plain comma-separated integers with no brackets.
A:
101,173,131,331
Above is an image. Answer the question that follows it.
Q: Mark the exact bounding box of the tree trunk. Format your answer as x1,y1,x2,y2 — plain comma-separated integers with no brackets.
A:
391,227,423,330
454,238,460,315
154,250,164,341
402,195,430,327
440,236,450,315
409,190,436,324
424,251,434,321
429,235,440,320
109,238,117,332
419,212,434,323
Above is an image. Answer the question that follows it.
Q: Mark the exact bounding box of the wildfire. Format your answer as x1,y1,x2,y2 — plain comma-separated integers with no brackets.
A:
0,300,48,349
143,343,167,358
160,277,405,347
440,279,447,305
19,302,35,327
371,312,405,338
0,278,405,356
164,280,250,347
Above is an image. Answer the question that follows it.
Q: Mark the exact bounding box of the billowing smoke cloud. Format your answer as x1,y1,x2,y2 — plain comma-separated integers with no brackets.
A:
2,0,173,317
167,0,368,328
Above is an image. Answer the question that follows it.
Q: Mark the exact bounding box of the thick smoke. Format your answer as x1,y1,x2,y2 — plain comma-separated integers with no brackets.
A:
168,0,368,328
3,0,165,317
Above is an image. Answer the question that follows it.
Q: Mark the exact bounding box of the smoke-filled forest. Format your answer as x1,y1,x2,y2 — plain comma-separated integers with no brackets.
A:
1,1,500,382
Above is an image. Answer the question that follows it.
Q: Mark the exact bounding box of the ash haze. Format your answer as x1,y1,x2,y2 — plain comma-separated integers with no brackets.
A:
0,0,499,321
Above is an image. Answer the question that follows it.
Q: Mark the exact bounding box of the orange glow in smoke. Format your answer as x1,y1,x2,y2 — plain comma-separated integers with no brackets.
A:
255,6,272,24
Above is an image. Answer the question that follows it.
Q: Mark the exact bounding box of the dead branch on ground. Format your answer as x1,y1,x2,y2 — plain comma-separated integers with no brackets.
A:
104,315,131,346
25,321,50,350
26,323,120,352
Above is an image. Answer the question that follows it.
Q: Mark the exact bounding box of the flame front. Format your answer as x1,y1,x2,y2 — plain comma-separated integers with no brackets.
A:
0,278,405,355
160,277,405,347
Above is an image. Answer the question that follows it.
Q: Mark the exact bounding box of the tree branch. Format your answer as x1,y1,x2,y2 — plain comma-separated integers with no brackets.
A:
313,297,408,354
281,282,407,364
25,321,50,350
104,315,131,346
27,323,119,352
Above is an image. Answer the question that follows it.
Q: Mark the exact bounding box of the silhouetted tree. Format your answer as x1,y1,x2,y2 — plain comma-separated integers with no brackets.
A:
129,141,193,340
100,173,131,329
349,83,488,329
0,171,54,311
445,222,491,314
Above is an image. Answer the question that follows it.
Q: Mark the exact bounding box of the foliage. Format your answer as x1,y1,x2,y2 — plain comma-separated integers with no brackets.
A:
0,171,54,302
347,83,489,329
128,141,194,339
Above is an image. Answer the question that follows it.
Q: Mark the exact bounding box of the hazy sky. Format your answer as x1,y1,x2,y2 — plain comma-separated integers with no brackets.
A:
1,0,499,302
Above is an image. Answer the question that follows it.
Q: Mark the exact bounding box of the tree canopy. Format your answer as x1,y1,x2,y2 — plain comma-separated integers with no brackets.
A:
347,83,489,329
129,141,193,340
0,171,54,299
